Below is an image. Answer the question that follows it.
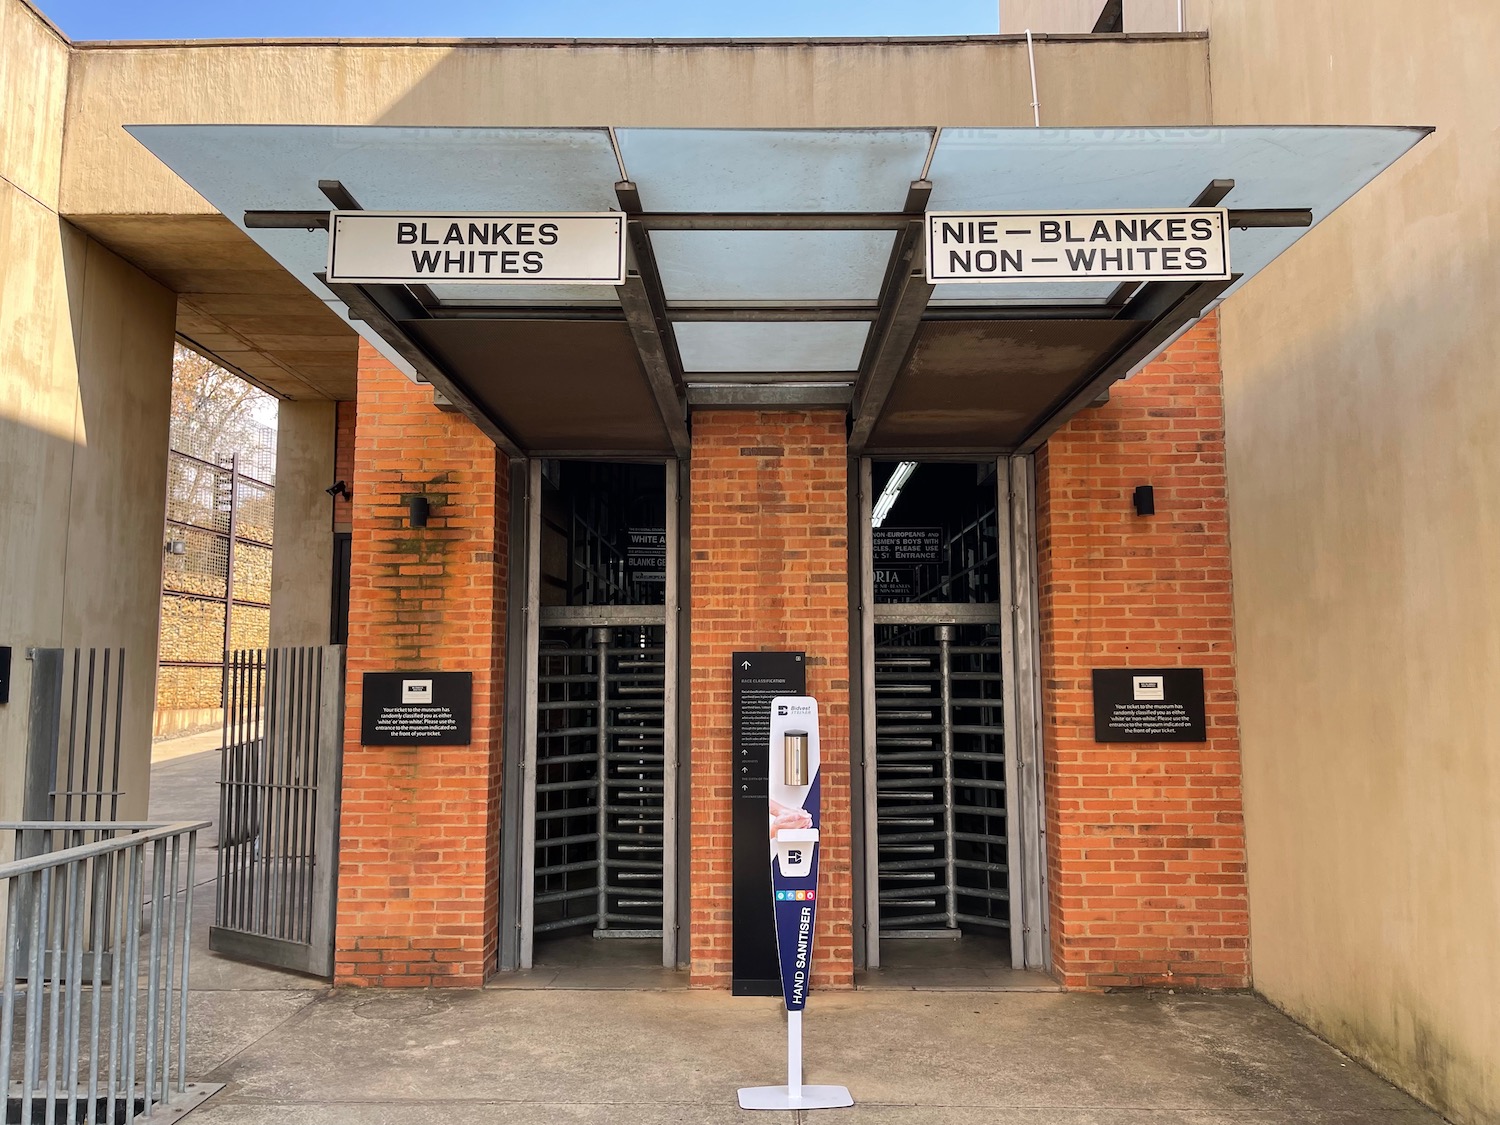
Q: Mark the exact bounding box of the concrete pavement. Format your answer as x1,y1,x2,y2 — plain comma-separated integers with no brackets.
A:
148,747,1451,1125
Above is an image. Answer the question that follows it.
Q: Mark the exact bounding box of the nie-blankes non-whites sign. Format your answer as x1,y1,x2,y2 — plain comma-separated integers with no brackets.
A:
327,211,626,285
926,209,1230,284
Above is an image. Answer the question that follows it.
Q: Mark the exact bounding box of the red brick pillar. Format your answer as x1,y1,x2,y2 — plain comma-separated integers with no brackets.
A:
688,411,854,989
1036,314,1249,990
335,341,509,987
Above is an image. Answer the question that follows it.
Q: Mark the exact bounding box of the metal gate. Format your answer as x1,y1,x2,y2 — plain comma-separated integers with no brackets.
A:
857,456,1050,972
872,621,1008,936
211,646,344,976
533,623,667,939
21,648,128,824
509,459,681,971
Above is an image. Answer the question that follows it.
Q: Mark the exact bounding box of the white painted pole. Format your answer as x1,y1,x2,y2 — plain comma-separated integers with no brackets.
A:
787,1010,803,1098
1025,30,1041,127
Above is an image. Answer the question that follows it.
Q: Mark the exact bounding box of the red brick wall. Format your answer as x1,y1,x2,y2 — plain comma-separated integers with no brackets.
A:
336,342,509,987
688,411,854,989
1036,314,1248,990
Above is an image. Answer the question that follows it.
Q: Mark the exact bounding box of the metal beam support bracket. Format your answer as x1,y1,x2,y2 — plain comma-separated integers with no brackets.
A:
848,180,935,453
614,180,692,458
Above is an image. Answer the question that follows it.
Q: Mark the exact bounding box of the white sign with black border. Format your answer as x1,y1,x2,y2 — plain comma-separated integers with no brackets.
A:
327,211,626,285
926,209,1230,284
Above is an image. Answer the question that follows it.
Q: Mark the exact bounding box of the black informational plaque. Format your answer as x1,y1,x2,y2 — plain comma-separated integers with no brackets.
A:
361,671,473,746
731,650,806,996
1092,668,1206,743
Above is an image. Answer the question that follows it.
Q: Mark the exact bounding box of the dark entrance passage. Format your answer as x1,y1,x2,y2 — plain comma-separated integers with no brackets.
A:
861,461,1016,980
518,460,680,974
873,622,1007,938
534,624,667,941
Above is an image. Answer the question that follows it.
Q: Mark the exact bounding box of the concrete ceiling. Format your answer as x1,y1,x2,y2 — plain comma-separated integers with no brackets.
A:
68,213,356,400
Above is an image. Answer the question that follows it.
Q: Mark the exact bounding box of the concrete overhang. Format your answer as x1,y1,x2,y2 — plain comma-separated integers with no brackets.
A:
125,123,1430,455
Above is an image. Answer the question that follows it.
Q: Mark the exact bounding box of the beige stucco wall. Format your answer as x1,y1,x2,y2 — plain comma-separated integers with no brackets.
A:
58,35,1209,218
0,0,73,823
269,400,336,649
1206,3,1500,1122
1,0,176,823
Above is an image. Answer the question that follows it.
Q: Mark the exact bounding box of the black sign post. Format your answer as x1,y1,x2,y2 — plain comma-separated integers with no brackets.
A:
361,671,473,745
1092,668,1206,742
731,650,806,996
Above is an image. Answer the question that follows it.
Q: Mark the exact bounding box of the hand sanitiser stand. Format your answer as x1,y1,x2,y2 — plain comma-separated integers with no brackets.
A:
738,696,854,1111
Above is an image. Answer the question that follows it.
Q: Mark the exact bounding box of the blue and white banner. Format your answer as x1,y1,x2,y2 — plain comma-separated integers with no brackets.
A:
768,696,820,1012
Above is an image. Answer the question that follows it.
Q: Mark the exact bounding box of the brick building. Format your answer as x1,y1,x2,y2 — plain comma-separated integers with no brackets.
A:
4,2,1496,1122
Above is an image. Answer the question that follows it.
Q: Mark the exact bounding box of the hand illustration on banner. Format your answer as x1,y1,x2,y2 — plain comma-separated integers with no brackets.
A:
768,798,812,842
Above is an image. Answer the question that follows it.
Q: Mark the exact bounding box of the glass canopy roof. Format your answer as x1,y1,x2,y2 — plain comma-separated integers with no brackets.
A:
127,123,1428,438
651,230,896,305
675,322,872,374
615,128,934,212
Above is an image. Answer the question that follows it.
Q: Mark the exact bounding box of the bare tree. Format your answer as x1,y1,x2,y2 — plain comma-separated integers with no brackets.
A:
170,345,272,464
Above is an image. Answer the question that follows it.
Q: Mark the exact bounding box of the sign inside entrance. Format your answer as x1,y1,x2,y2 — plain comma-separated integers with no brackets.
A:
327,212,626,285
872,527,942,566
626,527,667,585
925,209,1230,284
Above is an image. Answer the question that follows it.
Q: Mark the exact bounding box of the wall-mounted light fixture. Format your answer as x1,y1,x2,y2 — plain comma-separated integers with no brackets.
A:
871,461,918,528
408,496,430,528
325,480,351,500
1132,485,1156,517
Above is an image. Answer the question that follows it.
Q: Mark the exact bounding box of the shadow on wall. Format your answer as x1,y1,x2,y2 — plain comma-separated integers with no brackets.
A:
0,219,177,824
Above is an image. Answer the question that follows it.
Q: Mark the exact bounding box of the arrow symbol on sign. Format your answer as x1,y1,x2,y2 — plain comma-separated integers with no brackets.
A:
741,660,752,669
741,766,749,774
741,784,750,793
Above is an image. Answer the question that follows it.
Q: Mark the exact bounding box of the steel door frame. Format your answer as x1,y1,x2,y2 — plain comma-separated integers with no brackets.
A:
855,456,1050,972
504,458,681,972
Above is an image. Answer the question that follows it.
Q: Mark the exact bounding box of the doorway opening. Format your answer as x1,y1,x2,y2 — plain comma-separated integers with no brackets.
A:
513,459,681,982
858,459,1047,986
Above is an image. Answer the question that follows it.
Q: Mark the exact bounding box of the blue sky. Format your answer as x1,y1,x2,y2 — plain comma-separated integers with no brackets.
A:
38,1,1002,42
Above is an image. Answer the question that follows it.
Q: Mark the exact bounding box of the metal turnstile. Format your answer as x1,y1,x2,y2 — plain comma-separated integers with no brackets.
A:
873,622,1008,937
533,623,667,938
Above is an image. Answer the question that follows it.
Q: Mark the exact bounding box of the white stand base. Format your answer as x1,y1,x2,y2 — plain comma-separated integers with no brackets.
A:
737,1084,854,1110
738,1010,853,1110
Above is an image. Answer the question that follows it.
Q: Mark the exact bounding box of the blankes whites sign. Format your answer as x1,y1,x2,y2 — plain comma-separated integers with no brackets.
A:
327,211,626,285
926,209,1230,284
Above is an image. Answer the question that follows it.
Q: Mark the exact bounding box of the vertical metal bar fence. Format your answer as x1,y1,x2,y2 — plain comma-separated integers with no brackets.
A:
1,823,221,1123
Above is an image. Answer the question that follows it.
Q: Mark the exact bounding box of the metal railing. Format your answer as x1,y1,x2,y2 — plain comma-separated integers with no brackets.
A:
1,822,220,1123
